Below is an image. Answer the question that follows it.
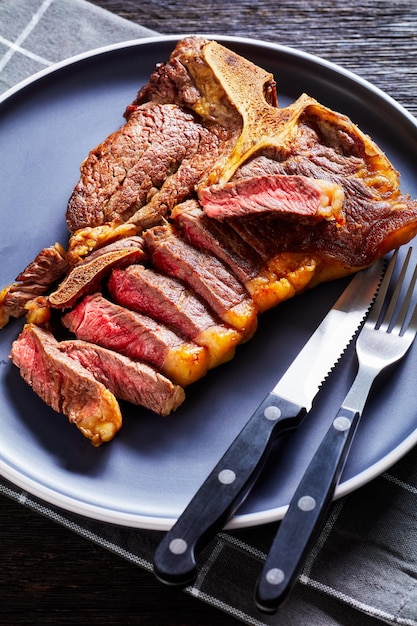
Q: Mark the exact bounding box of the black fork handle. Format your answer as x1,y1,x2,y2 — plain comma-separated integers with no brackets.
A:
256,404,360,613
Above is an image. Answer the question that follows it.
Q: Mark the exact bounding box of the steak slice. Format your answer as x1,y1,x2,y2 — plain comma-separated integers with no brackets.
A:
172,199,263,283
49,236,146,309
0,244,68,328
61,293,209,387
171,200,318,313
199,174,345,223
60,340,185,416
108,265,241,368
10,324,122,446
143,224,258,337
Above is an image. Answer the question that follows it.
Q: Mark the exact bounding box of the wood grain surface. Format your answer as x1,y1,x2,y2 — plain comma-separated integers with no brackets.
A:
90,0,417,115
2,1,417,624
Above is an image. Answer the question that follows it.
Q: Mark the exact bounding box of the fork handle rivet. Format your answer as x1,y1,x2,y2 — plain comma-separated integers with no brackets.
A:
333,416,351,431
265,568,285,585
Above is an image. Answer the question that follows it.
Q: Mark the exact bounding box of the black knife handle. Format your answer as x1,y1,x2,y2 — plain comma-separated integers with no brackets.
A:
256,404,360,613
153,393,305,587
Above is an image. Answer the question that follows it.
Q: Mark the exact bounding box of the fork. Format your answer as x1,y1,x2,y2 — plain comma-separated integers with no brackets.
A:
255,246,417,613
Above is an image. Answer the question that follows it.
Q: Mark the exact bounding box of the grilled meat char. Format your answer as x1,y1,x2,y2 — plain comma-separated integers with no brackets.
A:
66,37,272,233
66,102,224,232
66,35,417,303
133,38,417,264
7,37,417,445
227,126,417,271
10,324,122,447
0,244,68,328
48,236,146,309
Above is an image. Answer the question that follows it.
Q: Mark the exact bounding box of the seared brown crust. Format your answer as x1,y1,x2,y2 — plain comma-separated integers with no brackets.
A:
66,103,222,232
48,236,146,309
228,112,417,269
0,244,68,328
66,36,417,272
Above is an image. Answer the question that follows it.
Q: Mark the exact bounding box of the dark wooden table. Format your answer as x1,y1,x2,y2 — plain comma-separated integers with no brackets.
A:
2,2,417,624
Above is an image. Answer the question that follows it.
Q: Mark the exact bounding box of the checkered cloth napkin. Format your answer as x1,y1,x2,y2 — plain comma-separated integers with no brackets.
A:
1,1,417,624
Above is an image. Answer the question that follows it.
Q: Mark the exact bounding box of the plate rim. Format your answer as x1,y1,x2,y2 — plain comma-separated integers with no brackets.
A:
1,33,417,530
2,32,416,127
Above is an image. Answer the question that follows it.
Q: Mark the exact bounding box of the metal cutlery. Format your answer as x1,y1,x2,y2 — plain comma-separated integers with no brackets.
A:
153,258,383,587
256,247,417,612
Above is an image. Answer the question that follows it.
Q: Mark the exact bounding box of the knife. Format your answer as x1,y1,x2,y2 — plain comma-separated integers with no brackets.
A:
153,259,383,587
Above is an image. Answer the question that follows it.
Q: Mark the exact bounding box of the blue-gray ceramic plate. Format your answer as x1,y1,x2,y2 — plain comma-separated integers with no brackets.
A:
1,35,417,529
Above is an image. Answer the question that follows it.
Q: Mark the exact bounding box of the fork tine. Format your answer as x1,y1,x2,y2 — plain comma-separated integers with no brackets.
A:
403,301,417,343
394,263,417,335
378,247,412,331
366,248,399,326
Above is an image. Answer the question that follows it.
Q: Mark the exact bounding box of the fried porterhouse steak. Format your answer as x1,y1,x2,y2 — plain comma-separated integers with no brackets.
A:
5,37,417,445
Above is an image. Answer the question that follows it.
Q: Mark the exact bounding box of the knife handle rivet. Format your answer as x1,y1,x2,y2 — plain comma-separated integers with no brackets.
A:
265,567,285,585
264,406,281,421
168,538,188,555
297,495,316,511
218,469,236,484
333,416,351,431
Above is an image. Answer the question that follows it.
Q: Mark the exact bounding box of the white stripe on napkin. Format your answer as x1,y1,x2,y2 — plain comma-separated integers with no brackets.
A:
0,0,55,72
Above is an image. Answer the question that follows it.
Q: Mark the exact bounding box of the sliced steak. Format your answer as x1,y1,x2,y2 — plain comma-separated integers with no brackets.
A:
199,174,344,223
108,265,241,368
61,293,209,387
66,102,221,232
0,244,68,328
172,199,317,313
49,236,146,309
6,37,417,449
60,340,185,416
172,199,264,283
227,213,296,261
143,224,258,337
10,324,122,446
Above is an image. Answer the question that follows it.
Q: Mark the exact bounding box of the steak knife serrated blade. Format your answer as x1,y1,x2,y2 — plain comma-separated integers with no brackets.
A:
273,262,383,410
152,259,384,587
